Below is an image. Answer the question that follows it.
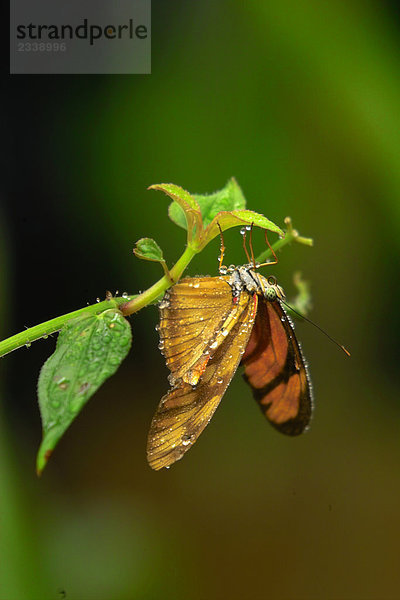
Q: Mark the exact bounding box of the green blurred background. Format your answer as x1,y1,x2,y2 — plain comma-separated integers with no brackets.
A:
2,1,400,598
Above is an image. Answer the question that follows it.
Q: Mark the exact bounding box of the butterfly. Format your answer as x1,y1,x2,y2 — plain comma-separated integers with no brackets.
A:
146,229,313,470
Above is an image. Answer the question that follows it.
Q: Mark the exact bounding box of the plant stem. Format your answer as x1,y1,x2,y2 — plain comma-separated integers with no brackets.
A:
0,297,131,358
120,244,197,316
0,245,197,358
255,226,313,264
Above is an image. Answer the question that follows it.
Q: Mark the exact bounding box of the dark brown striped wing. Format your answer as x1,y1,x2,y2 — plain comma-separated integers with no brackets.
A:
242,298,312,435
159,276,249,386
147,293,258,470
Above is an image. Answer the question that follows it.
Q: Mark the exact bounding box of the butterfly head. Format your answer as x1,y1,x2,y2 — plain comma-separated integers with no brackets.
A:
262,274,286,302
229,266,285,302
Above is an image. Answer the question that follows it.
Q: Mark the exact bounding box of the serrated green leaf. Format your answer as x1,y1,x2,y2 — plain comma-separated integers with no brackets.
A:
197,209,284,250
134,237,164,262
149,183,199,211
36,309,132,474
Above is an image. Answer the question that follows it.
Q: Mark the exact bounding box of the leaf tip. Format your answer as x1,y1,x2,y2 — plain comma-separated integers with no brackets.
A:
36,447,53,476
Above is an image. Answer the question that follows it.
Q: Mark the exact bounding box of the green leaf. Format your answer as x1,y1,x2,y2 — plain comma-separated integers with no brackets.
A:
167,177,246,233
133,237,173,282
36,309,132,474
133,237,164,262
197,209,284,251
151,178,285,259
193,177,247,229
168,200,190,231
149,183,202,241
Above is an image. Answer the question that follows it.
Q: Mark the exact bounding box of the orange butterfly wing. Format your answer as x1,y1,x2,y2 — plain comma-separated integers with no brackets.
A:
147,284,258,470
158,277,241,386
242,298,313,435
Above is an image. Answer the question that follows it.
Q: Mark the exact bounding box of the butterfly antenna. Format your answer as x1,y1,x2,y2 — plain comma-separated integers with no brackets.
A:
217,223,227,272
241,226,252,264
281,299,351,356
258,229,278,268
249,223,256,268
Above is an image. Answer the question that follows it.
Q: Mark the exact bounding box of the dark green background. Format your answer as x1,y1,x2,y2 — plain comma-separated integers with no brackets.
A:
2,1,400,598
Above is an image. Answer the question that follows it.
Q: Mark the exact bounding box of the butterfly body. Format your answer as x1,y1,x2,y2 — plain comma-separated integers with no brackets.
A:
147,266,313,470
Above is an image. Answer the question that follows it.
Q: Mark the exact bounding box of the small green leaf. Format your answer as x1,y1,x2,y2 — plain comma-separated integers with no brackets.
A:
168,201,190,231
149,183,202,241
287,271,313,319
36,309,132,474
134,238,164,262
133,237,173,282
